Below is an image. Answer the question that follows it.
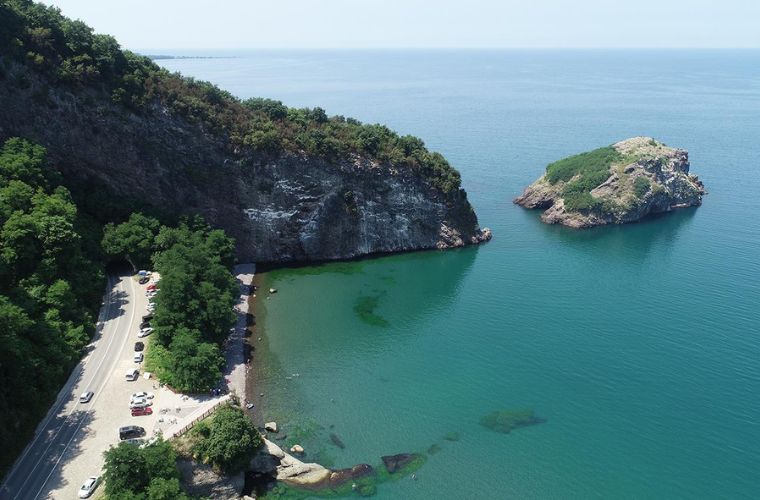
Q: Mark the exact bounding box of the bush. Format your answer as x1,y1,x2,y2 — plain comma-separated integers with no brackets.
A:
633,176,651,198
192,405,263,473
103,438,187,499
546,146,621,184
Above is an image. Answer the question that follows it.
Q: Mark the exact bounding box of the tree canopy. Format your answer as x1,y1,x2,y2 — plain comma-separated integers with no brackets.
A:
103,438,189,499
191,405,262,474
0,137,104,476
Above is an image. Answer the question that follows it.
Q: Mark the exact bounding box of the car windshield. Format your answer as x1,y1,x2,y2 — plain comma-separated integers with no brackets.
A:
83,478,95,488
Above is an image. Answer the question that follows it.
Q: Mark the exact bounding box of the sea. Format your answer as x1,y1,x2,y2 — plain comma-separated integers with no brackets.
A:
157,50,760,499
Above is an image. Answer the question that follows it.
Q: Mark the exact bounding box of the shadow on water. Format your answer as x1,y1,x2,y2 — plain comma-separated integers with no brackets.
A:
534,206,698,261
265,244,480,335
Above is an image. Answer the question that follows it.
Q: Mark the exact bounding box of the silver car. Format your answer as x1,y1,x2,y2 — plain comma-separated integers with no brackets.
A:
78,476,99,498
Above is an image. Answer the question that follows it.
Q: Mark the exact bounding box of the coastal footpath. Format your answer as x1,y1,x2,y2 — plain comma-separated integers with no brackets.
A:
515,137,705,227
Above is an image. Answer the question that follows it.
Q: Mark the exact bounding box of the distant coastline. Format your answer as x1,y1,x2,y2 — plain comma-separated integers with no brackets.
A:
145,54,236,60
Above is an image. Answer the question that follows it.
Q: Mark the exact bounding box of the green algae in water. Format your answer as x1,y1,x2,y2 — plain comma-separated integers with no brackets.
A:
427,443,442,455
479,408,546,434
353,295,389,327
442,431,460,442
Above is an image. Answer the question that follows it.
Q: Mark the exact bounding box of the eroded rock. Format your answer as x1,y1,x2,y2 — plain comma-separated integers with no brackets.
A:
514,137,705,227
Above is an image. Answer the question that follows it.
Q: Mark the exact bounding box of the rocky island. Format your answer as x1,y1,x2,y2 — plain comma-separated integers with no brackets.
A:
514,137,705,227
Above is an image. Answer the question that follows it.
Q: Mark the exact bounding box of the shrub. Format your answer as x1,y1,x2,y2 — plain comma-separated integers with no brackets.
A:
545,146,621,184
192,405,263,473
633,176,651,198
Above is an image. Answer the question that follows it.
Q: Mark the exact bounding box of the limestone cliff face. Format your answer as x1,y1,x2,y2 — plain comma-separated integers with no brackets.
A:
0,59,490,263
514,137,705,228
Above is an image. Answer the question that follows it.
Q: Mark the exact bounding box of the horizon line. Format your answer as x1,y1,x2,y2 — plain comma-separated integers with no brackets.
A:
134,46,760,53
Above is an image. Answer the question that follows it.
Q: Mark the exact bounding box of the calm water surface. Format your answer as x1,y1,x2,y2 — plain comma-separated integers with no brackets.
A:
159,50,760,499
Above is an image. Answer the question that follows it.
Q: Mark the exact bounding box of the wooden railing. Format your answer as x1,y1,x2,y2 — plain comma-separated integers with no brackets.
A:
167,395,231,439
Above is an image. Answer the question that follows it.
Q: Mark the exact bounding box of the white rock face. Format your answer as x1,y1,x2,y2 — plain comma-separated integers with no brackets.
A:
264,421,278,433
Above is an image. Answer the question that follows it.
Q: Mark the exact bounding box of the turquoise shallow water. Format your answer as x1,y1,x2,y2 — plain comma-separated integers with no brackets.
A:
159,50,760,498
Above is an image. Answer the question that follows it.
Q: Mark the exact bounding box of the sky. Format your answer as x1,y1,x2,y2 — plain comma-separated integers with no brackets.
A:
42,0,760,50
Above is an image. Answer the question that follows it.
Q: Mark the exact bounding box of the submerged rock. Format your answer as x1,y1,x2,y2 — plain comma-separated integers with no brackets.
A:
443,431,461,442
479,409,546,434
515,137,705,227
381,453,422,474
329,432,346,449
427,443,442,455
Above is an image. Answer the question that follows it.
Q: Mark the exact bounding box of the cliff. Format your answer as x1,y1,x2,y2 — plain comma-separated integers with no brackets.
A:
0,1,490,263
514,137,705,228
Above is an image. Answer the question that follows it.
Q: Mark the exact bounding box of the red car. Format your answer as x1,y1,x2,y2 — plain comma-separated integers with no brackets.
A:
131,407,153,417
146,284,157,291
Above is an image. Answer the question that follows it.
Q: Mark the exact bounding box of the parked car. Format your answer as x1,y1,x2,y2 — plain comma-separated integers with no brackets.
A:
138,276,149,284
138,328,153,338
131,391,154,401
140,321,151,329
134,352,144,363
78,476,99,498
134,341,145,352
131,406,153,417
130,399,150,409
142,313,154,321
118,425,145,440
125,369,139,381
79,391,94,403
146,284,157,291
123,437,146,447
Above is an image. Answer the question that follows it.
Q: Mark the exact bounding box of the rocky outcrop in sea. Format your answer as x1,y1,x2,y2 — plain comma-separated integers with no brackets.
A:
514,137,705,227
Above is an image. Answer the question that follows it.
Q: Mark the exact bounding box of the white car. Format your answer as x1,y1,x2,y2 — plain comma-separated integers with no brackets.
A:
79,391,94,403
131,391,155,400
138,328,153,338
78,476,99,498
129,398,151,409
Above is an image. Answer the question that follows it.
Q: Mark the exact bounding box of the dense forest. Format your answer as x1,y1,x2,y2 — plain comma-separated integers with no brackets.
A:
0,138,105,474
0,136,240,477
0,0,461,194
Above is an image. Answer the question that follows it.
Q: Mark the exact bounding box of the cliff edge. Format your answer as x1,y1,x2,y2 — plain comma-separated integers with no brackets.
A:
0,1,490,263
514,137,705,228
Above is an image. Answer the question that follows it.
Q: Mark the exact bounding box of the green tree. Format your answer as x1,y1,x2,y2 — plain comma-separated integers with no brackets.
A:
103,443,150,496
146,478,189,500
103,438,182,498
156,328,224,393
102,213,160,271
192,405,262,473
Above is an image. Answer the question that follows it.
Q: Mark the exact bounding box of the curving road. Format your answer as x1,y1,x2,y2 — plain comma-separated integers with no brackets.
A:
0,272,139,499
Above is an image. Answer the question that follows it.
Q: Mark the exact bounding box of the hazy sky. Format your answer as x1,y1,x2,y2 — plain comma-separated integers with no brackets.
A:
42,0,760,50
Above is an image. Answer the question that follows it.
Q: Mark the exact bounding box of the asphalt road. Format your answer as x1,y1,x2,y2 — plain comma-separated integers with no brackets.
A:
0,272,138,499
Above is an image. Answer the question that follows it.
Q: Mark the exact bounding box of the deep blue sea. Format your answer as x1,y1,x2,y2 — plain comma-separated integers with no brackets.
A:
158,50,760,499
